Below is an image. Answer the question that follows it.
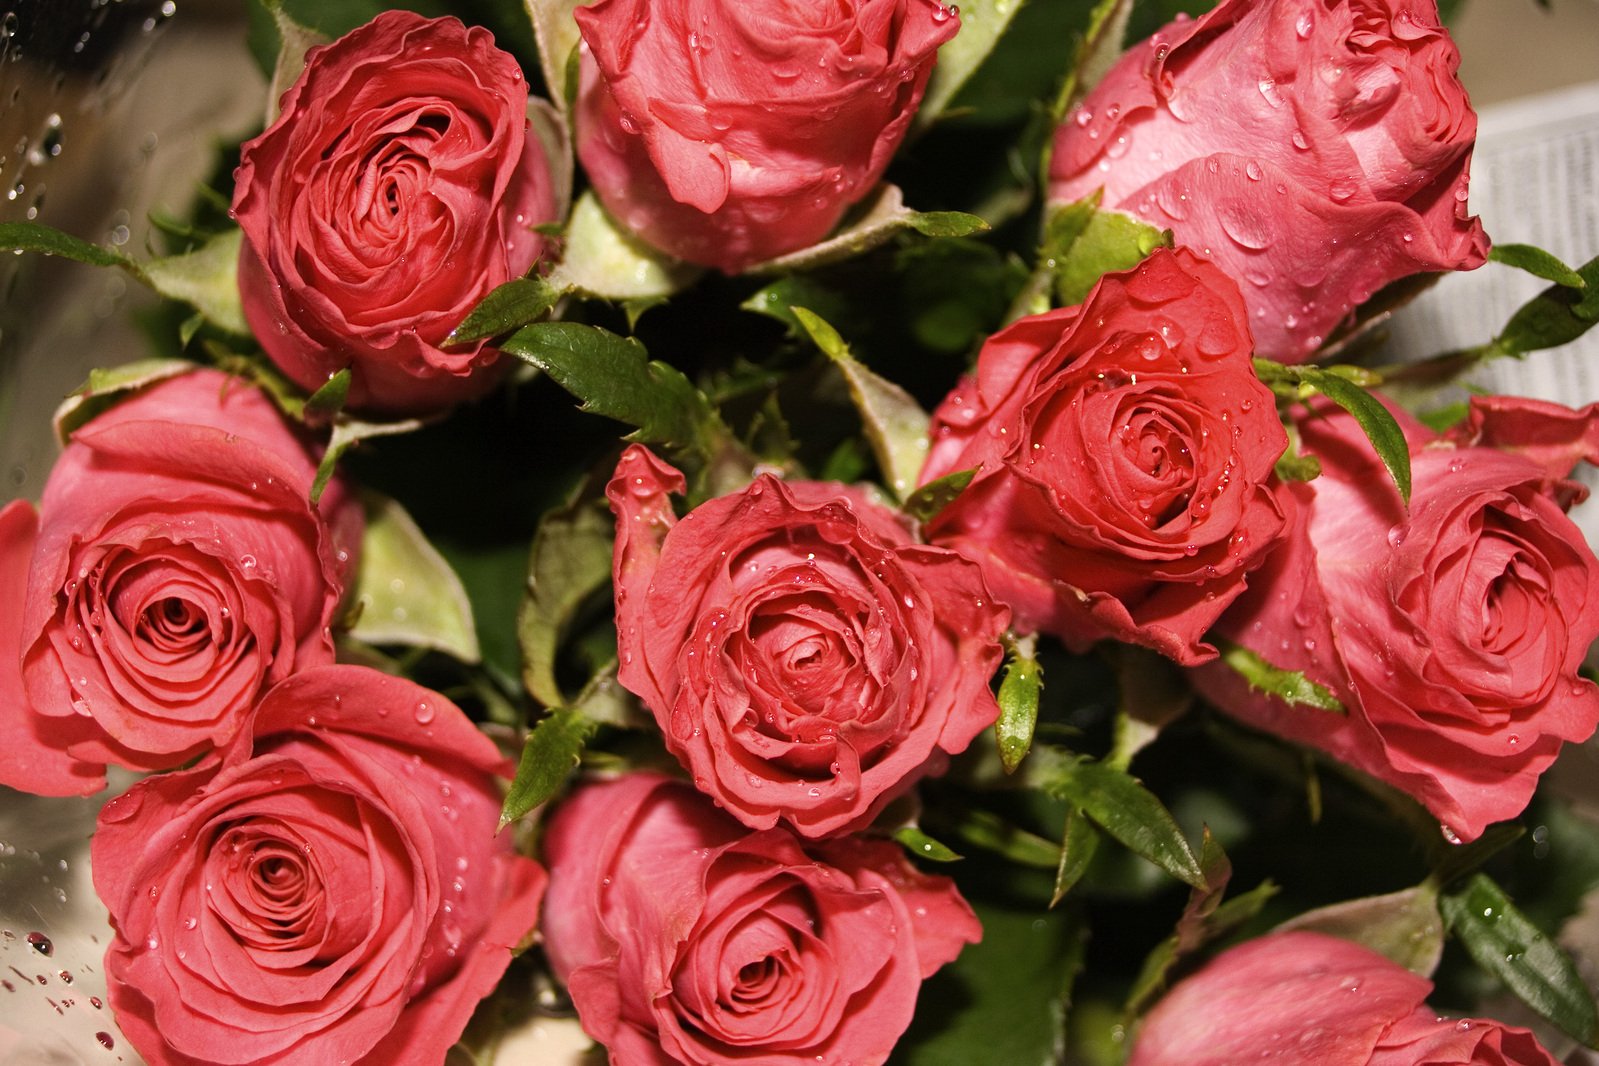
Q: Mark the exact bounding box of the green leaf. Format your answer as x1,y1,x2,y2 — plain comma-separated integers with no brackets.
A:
259,0,326,123
525,0,587,114
740,275,853,335
903,468,976,524
1493,253,1599,356
945,806,1063,870
1038,194,1172,308
446,276,566,346
913,0,1029,133
1107,645,1191,771
1273,451,1322,483
1215,639,1345,714
498,707,600,831
142,229,251,335
1489,243,1586,289
1124,828,1231,1018
893,826,964,863
52,358,196,445
0,220,131,269
1052,807,1101,907
519,493,618,709
1276,884,1445,976
996,634,1043,774
750,184,989,275
791,306,931,499
311,413,428,506
501,321,726,456
546,191,701,300
1254,359,1411,505
1039,755,1207,890
304,368,351,421
1440,873,1599,1047
347,491,481,663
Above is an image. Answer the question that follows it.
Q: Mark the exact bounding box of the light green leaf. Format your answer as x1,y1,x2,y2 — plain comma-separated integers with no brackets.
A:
1440,874,1599,1047
1039,755,1206,890
311,412,428,506
903,468,976,524
1048,195,1172,307
260,0,326,123
1276,884,1445,976
546,191,701,300
142,229,250,336
748,184,988,275
52,358,195,445
1215,639,1345,714
893,826,964,863
1065,0,1134,111
525,0,590,114
995,634,1042,774
914,0,1027,132
1489,243,1585,289
792,306,930,500
501,321,727,456
1108,645,1191,771
347,490,481,663
446,276,567,347
498,706,600,831
519,494,617,709
303,368,351,421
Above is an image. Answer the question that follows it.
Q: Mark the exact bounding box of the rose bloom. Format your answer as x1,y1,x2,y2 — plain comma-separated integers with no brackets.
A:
0,369,360,795
1128,931,1559,1066
1196,396,1599,841
573,0,958,272
1048,0,1488,363
608,445,1007,838
234,11,560,415
92,665,545,1066
919,248,1288,665
542,773,979,1066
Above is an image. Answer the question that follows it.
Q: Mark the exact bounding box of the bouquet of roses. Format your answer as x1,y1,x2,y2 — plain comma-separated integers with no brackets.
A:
3,0,1599,1063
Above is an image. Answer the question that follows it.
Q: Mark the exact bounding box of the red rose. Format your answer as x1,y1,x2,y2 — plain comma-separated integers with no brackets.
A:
1129,931,1559,1066
234,11,560,415
919,248,1288,665
541,773,979,1066
1197,396,1599,841
0,369,360,795
608,445,1007,838
1049,0,1488,363
92,665,545,1066
573,0,958,272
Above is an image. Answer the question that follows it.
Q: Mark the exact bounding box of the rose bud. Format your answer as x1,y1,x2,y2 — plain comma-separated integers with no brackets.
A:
608,445,1008,838
233,11,561,415
1196,396,1599,842
572,0,959,272
919,247,1289,665
1129,931,1560,1066
541,773,979,1066
1049,0,1488,363
92,665,545,1066
0,369,361,795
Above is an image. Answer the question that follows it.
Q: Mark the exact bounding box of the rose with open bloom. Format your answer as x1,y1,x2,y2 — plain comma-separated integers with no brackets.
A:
919,248,1288,665
92,665,545,1066
1129,931,1559,1065
0,369,360,796
541,773,979,1066
1049,0,1488,362
608,445,1007,838
573,0,959,272
1197,396,1599,841
234,10,561,415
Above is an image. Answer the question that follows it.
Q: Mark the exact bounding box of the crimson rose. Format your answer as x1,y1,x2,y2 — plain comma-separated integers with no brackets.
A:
1197,396,1599,841
1129,931,1559,1066
919,248,1288,665
1049,0,1488,363
92,665,545,1066
234,11,560,415
608,445,1008,838
541,773,979,1066
573,0,958,272
0,369,360,795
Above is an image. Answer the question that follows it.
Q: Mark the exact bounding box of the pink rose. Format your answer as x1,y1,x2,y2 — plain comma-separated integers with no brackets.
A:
234,11,560,415
919,248,1288,665
92,665,546,1066
1129,931,1559,1066
0,369,360,795
1048,0,1488,363
1197,396,1599,841
573,0,958,272
541,773,979,1066
608,446,1008,838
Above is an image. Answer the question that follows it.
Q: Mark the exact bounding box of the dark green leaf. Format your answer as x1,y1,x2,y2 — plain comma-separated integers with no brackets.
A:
1124,828,1231,1018
1215,639,1345,714
1273,451,1323,483
1052,807,1101,907
1494,253,1599,356
1277,884,1445,976
1039,756,1206,889
996,635,1043,774
0,220,130,269
903,468,976,524
498,707,600,831
913,0,1031,132
1299,368,1412,505
311,414,427,507
946,807,1063,870
1440,874,1599,1047
502,322,726,456
1489,243,1585,289
519,494,617,709
894,826,964,863
446,276,565,346
304,369,351,421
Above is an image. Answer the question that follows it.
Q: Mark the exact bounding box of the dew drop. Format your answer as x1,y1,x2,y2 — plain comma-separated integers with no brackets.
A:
25,932,51,957
414,701,435,725
96,1032,115,1050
